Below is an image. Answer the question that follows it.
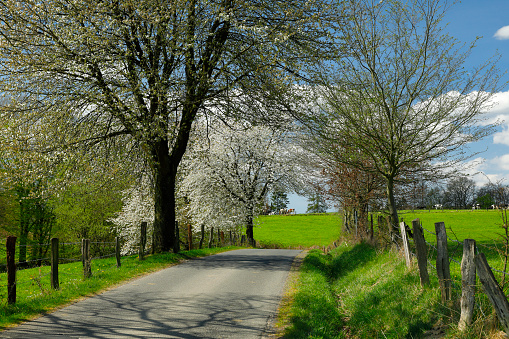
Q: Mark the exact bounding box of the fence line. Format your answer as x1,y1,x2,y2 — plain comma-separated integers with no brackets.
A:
395,218,509,334
2,222,242,305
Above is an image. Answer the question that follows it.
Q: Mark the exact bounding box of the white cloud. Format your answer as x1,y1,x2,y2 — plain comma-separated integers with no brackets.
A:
491,154,509,171
493,125,509,145
494,25,509,40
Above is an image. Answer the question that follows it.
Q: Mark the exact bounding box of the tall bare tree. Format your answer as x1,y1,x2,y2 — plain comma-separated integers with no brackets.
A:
301,0,501,237
0,0,332,252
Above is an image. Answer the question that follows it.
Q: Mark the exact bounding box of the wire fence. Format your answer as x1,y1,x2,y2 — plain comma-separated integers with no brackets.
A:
389,218,509,332
1,224,243,306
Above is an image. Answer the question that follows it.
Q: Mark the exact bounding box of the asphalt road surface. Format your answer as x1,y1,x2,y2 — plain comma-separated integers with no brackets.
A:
1,248,301,338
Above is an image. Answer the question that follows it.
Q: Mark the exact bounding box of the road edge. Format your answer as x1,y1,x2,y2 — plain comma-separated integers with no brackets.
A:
261,250,308,338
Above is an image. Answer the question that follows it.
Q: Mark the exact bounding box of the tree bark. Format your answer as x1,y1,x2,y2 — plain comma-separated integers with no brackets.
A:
386,176,400,243
152,139,176,253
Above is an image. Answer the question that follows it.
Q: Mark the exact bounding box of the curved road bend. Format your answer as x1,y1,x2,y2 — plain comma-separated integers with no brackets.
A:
1,248,301,339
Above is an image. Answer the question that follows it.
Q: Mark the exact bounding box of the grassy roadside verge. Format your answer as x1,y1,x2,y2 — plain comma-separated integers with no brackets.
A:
282,243,446,338
0,247,237,329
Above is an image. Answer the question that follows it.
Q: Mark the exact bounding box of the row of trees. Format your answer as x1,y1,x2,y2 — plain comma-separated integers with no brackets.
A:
0,0,502,251
402,178,509,211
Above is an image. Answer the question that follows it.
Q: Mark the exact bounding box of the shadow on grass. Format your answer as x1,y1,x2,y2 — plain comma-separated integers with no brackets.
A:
284,243,442,338
283,243,377,338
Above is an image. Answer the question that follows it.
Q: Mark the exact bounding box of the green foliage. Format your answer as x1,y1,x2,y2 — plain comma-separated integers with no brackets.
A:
271,189,289,212
255,213,341,247
51,180,125,242
306,193,328,214
476,194,494,210
0,247,236,329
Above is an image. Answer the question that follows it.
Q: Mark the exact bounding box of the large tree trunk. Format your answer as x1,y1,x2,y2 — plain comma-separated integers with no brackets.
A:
386,176,400,243
152,139,177,253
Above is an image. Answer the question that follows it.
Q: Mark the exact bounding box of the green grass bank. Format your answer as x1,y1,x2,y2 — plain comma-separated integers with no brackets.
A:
275,210,509,338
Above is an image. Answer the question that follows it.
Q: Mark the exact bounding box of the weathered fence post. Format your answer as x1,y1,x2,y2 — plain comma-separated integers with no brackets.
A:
187,224,193,251
208,227,214,248
139,221,147,261
115,236,121,268
459,239,476,331
475,252,509,334
199,224,205,249
50,237,59,290
435,222,451,302
412,219,430,286
174,221,180,253
81,239,91,279
399,222,412,268
7,236,16,304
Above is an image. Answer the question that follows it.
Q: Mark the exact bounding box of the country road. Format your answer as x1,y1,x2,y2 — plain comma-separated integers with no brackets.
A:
0,248,302,338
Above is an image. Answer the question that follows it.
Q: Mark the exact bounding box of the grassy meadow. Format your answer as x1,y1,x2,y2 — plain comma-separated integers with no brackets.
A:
254,213,342,248
399,209,507,243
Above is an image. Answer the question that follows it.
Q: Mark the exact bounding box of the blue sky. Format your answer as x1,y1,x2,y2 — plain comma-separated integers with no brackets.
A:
288,0,509,214
443,0,509,186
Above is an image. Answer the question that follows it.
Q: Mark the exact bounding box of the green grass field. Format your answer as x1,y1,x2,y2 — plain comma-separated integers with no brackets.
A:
399,209,507,243
254,213,342,248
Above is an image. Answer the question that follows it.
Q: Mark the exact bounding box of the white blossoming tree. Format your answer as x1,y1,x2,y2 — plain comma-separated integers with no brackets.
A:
111,176,154,255
181,122,295,245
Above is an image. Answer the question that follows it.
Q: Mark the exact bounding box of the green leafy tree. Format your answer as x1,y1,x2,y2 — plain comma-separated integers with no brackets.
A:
306,193,328,214
271,190,289,213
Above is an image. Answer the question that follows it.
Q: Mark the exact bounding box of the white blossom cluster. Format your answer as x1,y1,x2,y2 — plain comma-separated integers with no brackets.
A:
111,176,154,255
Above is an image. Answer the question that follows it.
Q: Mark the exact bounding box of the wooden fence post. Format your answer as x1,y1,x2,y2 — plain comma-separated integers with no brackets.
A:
199,224,205,249
412,219,430,286
475,252,509,334
139,221,147,261
7,236,16,304
399,222,412,268
188,224,193,251
174,221,180,253
81,239,91,279
50,237,59,290
208,227,214,248
459,239,476,331
435,222,452,302
115,236,121,268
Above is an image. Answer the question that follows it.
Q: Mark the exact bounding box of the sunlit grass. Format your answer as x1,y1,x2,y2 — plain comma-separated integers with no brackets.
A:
254,213,342,248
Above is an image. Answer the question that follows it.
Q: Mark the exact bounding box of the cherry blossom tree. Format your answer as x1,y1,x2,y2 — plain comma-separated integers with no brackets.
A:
181,121,295,245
